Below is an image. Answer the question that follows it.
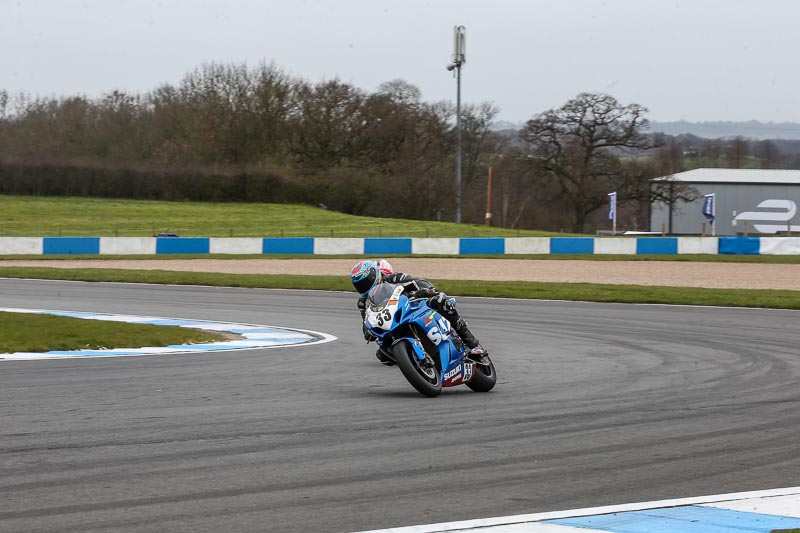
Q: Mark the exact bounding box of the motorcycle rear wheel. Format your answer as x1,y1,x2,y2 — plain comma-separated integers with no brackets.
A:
466,356,496,392
393,341,442,398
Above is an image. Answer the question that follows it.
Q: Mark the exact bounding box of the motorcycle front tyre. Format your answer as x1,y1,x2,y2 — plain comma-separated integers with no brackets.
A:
392,340,442,398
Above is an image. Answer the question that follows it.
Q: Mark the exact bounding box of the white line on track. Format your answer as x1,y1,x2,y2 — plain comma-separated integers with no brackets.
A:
0,307,337,360
353,486,800,532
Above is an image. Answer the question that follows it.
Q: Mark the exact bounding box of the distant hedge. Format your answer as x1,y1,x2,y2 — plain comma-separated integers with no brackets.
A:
0,160,308,203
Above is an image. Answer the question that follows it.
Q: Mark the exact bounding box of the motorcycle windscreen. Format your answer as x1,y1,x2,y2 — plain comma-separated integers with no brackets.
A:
366,283,398,308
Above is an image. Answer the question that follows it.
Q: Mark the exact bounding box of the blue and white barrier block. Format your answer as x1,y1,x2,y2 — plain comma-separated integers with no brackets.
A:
758,236,800,255
2,236,799,256
262,237,314,254
719,236,760,255
0,237,42,254
551,237,595,254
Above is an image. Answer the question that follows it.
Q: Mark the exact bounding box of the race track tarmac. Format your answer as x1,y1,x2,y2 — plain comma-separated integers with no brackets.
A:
1,279,799,532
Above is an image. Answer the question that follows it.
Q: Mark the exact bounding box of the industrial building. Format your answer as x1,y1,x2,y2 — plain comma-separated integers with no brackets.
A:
650,168,800,235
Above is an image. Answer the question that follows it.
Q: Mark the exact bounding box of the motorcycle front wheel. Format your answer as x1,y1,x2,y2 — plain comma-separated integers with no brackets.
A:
393,340,442,398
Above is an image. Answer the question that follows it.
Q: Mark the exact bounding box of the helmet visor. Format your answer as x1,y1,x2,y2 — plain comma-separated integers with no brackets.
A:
354,269,377,296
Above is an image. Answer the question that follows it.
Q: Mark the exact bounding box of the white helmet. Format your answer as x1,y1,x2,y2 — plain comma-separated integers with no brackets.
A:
374,259,394,276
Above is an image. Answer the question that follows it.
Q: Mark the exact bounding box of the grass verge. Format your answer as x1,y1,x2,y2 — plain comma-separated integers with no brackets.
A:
1,267,798,310
0,311,225,353
0,195,574,238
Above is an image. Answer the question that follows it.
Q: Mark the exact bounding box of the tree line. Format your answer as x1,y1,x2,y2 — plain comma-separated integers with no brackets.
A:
2,61,792,233
0,63,502,225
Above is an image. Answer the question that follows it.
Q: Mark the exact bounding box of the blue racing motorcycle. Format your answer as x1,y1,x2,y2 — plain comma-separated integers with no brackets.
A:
364,282,496,397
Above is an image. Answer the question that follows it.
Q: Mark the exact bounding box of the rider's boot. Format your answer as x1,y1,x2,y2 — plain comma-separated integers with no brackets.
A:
455,318,489,363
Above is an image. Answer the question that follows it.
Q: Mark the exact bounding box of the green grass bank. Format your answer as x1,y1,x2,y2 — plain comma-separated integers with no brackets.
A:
0,195,572,238
0,311,225,353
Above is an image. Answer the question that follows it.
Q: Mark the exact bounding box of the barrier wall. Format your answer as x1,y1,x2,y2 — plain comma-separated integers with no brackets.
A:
551,238,594,254
677,237,719,255
594,238,636,255
100,237,156,255
0,236,798,255
718,237,760,255
0,237,42,255
759,237,800,255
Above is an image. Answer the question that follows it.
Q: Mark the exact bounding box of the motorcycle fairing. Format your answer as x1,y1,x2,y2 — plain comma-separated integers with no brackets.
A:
442,360,476,386
365,283,474,387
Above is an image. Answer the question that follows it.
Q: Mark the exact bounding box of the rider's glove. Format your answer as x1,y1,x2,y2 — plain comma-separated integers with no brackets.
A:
429,291,447,306
429,291,455,313
414,287,438,299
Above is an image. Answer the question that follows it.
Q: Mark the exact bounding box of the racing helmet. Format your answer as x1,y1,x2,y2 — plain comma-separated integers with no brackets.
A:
374,259,394,277
350,260,382,297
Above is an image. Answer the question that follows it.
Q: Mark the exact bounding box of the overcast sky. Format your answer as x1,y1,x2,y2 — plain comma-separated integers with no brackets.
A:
2,0,798,124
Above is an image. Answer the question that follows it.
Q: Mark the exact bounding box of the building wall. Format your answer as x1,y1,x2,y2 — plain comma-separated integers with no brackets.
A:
651,183,800,235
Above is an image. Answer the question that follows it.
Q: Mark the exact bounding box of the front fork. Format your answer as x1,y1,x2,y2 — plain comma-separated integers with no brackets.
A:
391,326,440,373
392,336,429,363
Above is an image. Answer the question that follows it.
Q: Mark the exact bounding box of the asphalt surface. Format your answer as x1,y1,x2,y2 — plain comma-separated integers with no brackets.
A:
1,279,799,533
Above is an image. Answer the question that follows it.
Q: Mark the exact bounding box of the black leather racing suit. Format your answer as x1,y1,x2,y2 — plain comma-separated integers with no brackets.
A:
357,272,480,349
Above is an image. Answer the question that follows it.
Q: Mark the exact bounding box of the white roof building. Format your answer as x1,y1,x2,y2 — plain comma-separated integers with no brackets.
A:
651,169,800,235
653,168,800,185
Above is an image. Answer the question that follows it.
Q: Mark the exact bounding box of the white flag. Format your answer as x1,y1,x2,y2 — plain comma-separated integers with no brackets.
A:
608,192,617,221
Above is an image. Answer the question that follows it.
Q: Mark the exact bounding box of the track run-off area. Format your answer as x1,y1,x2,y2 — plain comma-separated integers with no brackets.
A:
0,307,336,361
1,278,799,532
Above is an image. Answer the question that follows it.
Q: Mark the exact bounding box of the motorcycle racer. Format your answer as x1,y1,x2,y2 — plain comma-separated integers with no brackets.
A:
350,259,488,366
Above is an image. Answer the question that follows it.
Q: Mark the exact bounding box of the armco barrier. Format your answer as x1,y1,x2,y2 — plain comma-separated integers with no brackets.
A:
2,236,799,256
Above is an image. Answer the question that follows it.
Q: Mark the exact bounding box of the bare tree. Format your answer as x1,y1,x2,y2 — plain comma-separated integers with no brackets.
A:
0,90,8,120
725,136,749,168
621,158,698,233
289,79,367,166
519,92,651,232
486,143,556,230
754,139,781,169
376,79,422,107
